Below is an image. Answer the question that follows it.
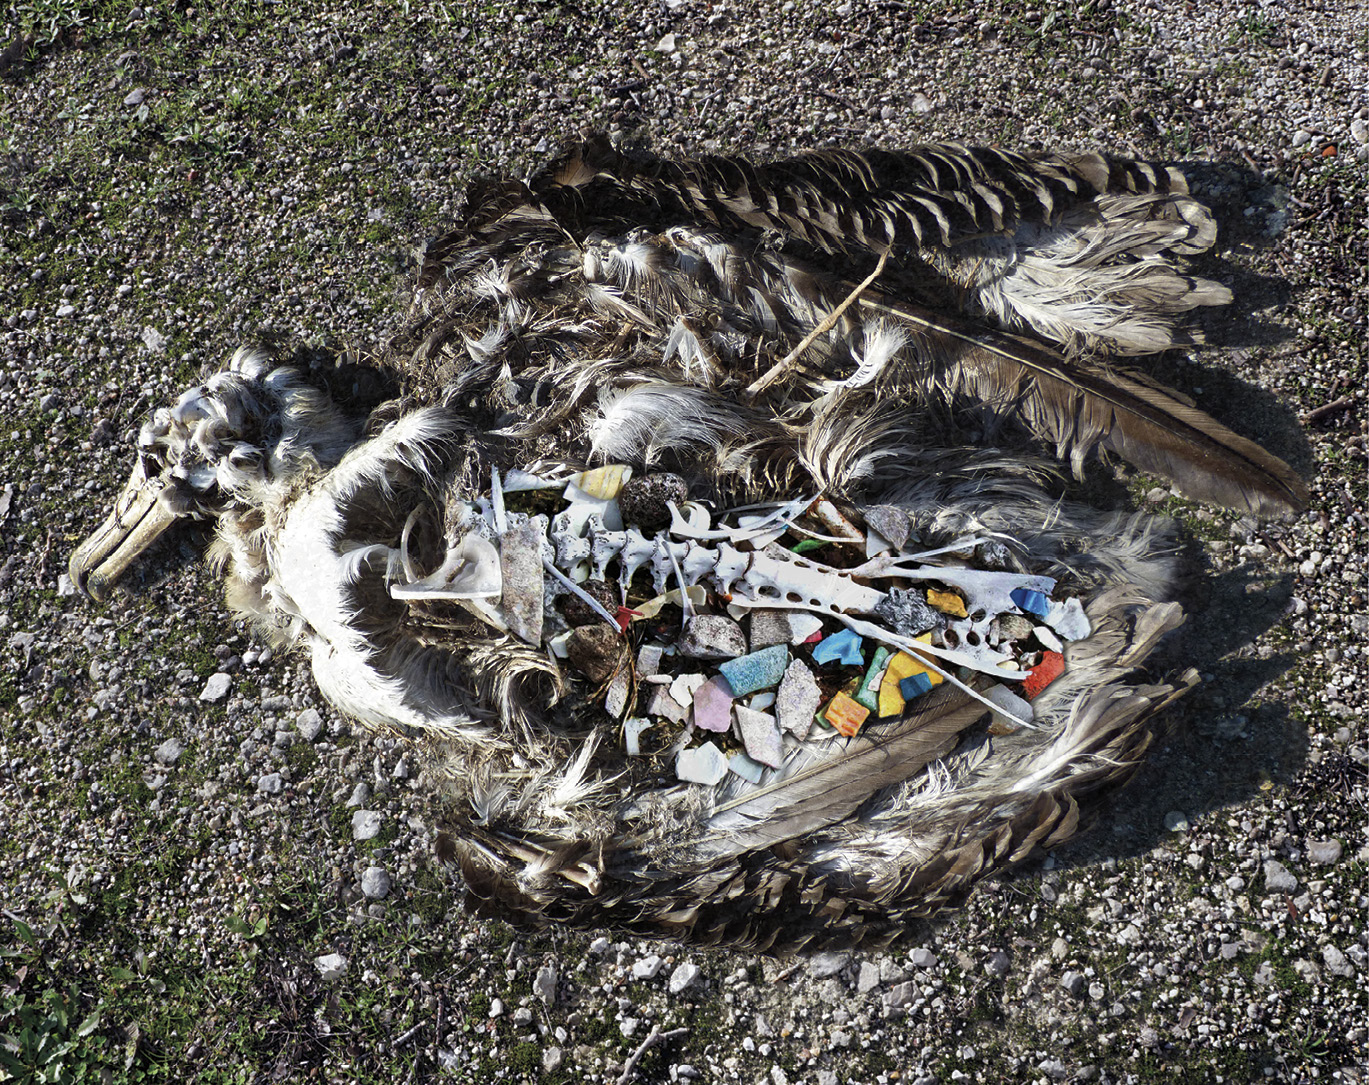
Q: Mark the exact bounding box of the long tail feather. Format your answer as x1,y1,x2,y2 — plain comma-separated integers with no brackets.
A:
862,295,1309,516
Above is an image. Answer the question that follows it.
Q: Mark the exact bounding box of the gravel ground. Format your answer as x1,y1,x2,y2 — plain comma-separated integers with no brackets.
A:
1,1,1365,1083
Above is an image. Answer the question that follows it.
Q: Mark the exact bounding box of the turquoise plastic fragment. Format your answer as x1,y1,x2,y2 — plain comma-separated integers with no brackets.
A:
812,629,864,666
899,672,935,700
717,644,790,698
854,646,890,711
1010,587,1050,619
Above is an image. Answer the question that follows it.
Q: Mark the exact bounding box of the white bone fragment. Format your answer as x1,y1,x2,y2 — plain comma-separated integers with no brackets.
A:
501,468,560,492
390,534,503,601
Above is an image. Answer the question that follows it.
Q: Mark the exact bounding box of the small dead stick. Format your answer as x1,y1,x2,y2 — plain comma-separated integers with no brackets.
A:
744,248,889,399
617,1025,689,1085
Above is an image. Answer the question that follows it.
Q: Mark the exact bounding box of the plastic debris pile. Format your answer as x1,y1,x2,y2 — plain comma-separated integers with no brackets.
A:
391,466,1093,788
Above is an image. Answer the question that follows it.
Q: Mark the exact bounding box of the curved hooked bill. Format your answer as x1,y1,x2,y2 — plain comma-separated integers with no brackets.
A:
69,458,183,602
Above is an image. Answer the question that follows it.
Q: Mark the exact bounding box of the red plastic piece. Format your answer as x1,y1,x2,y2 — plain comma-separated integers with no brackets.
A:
1023,651,1065,700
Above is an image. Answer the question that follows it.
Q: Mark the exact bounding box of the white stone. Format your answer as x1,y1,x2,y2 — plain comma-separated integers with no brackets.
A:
154,738,184,765
668,961,701,994
632,954,664,979
535,964,557,1004
296,708,323,740
735,705,782,768
313,953,348,981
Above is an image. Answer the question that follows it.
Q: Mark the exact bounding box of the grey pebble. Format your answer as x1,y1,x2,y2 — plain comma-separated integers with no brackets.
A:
256,772,283,795
199,673,232,702
806,951,849,979
296,708,323,740
154,738,184,765
1060,970,1086,997
351,810,382,841
360,866,390,899
1306,838,1342,865
910,947,938,969
1263,859,1298,892
534,964,557,1004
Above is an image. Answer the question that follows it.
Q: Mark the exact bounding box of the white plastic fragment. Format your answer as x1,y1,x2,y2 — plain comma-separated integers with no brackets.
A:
1045,597,1092,641
676,742,729,785
983,684,1035,732
623,717,650,756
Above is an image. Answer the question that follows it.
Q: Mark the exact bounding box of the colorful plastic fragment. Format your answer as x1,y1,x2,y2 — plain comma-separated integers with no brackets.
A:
899,673,935,700
855,647,890,711
1023,650,1065,699
812,629,864,666
692,674,736,732
718,644,790,697
821,690,870,737
727,753,765,784
878,638,945,717
926,588,968,618
1010,587,1051,619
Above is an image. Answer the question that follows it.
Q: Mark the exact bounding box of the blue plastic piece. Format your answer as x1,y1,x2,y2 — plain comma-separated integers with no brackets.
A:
811,629,864,666
899,673,935,700
1010,587,1050,619
717,644,790,697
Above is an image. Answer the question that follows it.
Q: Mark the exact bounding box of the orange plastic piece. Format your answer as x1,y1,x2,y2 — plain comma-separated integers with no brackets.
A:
822,691,870,737
926,588,967,618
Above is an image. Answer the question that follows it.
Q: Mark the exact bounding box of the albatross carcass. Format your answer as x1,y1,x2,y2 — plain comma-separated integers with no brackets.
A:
69,140,1306,951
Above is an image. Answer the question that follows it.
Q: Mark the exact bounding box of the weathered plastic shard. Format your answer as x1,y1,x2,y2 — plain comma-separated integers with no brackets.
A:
501,468,559,492
775,658,821,739
669,672,707,711
691,675,735,732
983,684,1034,734
812,629,863,666
1023,650,1065,699
749,609,816,650
605,668,632,717
678,614,747,659
872,588,943,638
1045,597,1092,641
718,644,790,698
1033,624,1063,653
623,717,650,756
631,585,707,621
861,505,910,552
728,753,765,784
676,741,728,785
499,515,546,645
1010,587,1051,620
864,527,893,560
855,647,890,711
735,705,783,768
927,588,968,618
636,643,664,678
646,684,688,723
566,464,633,500
821,690,869,737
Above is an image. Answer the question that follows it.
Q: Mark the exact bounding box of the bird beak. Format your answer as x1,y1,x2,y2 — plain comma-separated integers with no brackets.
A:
69,459,182,601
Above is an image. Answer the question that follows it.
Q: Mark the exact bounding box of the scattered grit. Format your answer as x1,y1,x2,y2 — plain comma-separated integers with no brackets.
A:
0,1,1364,1082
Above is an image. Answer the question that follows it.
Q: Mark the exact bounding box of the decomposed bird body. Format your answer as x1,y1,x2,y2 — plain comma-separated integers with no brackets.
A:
71,140,1304,951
